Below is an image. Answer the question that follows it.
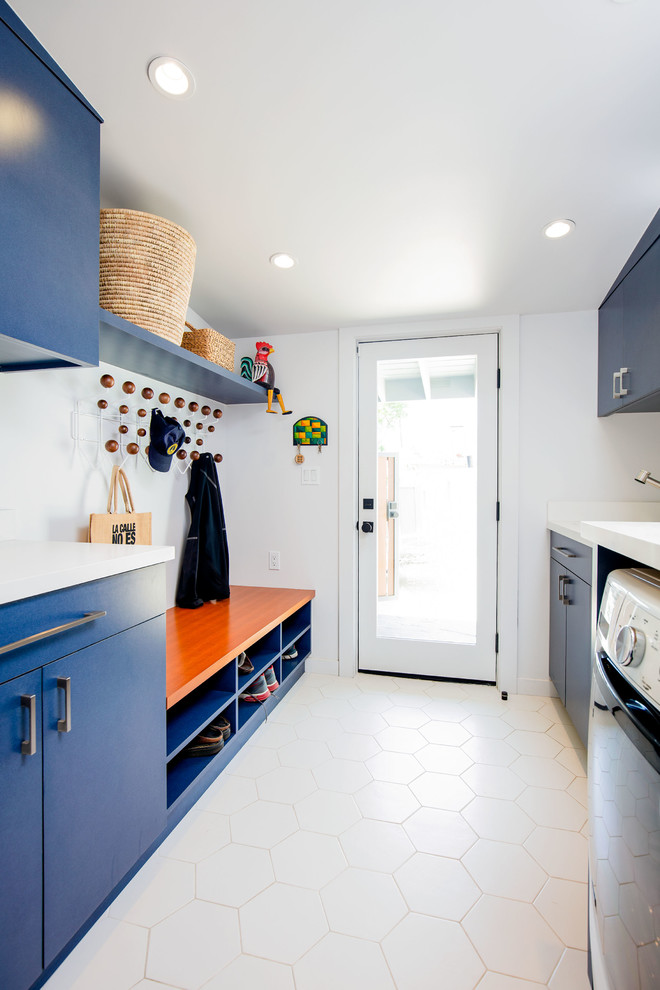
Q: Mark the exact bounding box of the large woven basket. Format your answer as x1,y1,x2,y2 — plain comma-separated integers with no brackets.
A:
181,322,235,372
99,209,196,346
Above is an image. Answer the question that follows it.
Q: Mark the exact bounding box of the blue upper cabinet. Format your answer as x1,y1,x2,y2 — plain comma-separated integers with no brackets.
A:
598,209,660,415
0,1,101,371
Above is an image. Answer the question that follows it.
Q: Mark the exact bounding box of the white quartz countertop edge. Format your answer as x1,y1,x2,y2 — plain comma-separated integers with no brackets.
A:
579,522,660,571
0,541,175,605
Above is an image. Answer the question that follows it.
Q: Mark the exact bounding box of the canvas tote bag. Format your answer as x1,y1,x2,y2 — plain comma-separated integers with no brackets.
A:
89,465,152,545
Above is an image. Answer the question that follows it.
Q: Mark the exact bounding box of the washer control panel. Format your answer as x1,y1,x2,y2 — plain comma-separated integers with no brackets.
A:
599,569,660,709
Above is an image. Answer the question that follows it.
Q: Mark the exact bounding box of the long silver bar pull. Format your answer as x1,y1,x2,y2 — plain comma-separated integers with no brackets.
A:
57,677,71,733
21,694,37,755
0,610,106,657
551,546,577,559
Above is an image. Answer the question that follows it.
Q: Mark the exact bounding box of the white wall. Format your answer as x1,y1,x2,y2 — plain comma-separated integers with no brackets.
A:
517,310,660,693
220,331,339,667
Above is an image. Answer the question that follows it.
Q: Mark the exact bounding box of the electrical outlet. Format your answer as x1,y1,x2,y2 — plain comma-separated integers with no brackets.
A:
269,550,281,570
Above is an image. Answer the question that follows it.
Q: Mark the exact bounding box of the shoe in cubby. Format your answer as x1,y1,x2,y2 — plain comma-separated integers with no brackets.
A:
239,674,270,703
264,665,279,693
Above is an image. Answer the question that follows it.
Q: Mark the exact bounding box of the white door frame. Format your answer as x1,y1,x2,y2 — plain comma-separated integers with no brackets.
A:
338,315,520,695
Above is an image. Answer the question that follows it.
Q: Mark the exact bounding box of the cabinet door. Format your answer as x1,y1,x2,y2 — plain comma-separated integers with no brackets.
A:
0,14,100,369
42,616,166,965
0,670,43,990
549,559,567,704
597,282,624,416
564,574,592,748
622,237,660,409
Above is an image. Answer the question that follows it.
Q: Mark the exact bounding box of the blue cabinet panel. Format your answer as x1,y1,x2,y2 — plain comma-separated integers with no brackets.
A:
0,669,43,990
0,3,100,370
42,615,166,965
0,565,165,685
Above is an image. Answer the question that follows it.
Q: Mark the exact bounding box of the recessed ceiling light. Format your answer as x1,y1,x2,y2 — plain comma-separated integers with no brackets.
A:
148,57,195,98
270,253,297,269
543,219,576,239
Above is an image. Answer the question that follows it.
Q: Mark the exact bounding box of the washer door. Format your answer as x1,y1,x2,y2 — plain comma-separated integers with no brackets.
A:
588,655,660,990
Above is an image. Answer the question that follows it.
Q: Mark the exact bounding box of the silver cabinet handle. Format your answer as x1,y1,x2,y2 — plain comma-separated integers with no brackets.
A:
559,574,572,606
0,610,106,657
619,366,629,397
57,677,71,733
21,694,37,756
613,370,621,399
551,546,577,559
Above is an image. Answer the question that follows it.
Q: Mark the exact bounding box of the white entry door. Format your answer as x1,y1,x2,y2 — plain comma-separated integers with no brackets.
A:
357,334,499,681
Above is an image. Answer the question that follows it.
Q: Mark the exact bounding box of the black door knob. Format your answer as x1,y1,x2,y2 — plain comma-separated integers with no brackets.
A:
361,521,374,533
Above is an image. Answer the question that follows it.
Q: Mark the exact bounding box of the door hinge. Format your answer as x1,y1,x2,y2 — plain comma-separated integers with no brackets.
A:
495,632,499,654
496,501,500,521
497,368,501,389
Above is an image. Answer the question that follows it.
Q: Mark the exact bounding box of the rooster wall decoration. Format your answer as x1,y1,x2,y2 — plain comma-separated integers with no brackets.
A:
251,341,292,415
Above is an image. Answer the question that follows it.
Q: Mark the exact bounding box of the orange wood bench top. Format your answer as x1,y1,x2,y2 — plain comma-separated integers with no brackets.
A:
166,585,315,708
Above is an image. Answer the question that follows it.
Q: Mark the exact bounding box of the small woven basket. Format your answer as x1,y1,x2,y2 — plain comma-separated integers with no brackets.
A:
181,322,235,372
99,209,196,346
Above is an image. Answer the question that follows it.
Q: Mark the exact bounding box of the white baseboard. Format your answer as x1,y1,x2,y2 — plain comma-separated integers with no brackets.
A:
515,677,558,698
0,509,17,541
304,657,339,676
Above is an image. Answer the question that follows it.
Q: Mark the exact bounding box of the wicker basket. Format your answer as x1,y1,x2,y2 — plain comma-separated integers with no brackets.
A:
99,209,196,346
181,322,235,372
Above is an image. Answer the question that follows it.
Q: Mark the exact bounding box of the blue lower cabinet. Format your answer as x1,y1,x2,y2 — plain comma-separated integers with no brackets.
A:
0,670,43,990
42,616,166,966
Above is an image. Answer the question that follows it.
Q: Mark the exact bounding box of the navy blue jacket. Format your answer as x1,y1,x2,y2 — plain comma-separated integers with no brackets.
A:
176,453,230,608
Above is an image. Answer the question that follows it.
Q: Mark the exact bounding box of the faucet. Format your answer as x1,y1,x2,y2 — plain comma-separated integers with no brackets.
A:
635,470,660,489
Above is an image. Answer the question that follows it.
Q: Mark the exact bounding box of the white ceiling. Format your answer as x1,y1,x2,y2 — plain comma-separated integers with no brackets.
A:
11,0,660,338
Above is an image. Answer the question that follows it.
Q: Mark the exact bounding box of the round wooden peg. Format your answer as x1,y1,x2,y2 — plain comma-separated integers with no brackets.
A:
174,397,185,408
119,404,129,415
183,419,191,427
122,381,136,394
105,439,119,452
196,438,204,446
137,408,147,418
196,422,204,430
214,453,223,463
213,409,223,419
118,424,129,435
188,401,199,412
208,425,215,433
184,436,191,444
97,399,108,410
137,428,147,437
100,374,114,389
127,442,139,455
141,387,154,400
159,392,170,404
190,450,200,461
176,449,187,460
201,405,211,416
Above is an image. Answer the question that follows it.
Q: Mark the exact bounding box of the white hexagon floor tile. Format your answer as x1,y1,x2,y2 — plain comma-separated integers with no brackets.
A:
196,842,274,906
353,779,420,823
462,837,547,902
463,895,563,983
247,720,297,749
256,765,318,804
278,737,332,769
229,799,298,847
376,725,426,753
534,877,589,950
418,720,471,747
293,932,395,990
294,715,343,741
366,750,423,784
155,810,231,864
524,826,589,882
271,830,347,888
383,913,485,990
416,742,473,774
200,774,258,816
147,900,240,989
409,771,475,811
461,764,525,801
312,757,373,793
382,705,430,728
339,817,414,872
394,852,480,920
461,736,518,767
239,883,328,964
41,918,148,990
107,855,195,927
328,732,382,762
321,867,407,940
295,788,361,834
203,954,295,990
462,796,535,843
403,807,477,858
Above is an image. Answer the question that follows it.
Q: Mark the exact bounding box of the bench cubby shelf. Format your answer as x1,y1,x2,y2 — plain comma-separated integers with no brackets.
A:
165,586,314,823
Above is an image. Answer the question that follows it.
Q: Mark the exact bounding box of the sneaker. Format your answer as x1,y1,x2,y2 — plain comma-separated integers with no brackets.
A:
282,645,298,661
264,665,279,693
210,714,232,740
184,724,224,757
239,674,270,703
237,651,254,675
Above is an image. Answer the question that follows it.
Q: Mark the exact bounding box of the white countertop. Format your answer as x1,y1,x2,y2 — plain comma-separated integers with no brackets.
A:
579,521,660,570
0,541,175,606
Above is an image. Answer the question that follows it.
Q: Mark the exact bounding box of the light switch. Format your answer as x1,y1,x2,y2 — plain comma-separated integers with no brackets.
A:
301,467,320,485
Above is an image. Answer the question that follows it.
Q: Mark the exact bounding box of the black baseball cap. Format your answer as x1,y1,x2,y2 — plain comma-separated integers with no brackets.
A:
148,408,185,472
